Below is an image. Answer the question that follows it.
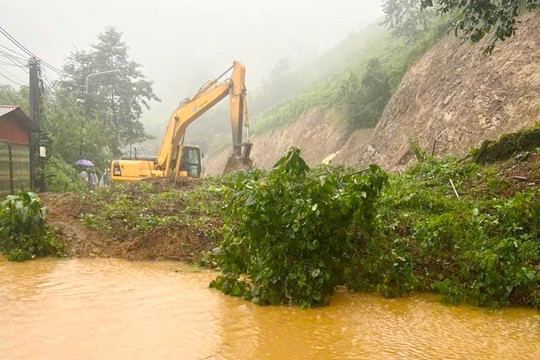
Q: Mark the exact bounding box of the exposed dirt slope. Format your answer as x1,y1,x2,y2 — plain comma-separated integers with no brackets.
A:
207,108,352,174
334,12,540,170
40,192,213,262
209,12,539,173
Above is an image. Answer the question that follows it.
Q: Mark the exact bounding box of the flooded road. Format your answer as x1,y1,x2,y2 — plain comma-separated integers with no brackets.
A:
1,258,539,360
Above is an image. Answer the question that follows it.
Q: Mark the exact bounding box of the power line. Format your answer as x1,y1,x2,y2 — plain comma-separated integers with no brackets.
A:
40,68,56,93
0,65,26,84
0,44,26,60
0,70,25,86
0,49,27,68
0,61,28,70
0,25,68,76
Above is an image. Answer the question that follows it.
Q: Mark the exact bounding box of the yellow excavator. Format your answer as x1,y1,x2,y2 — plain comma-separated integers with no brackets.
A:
110,61,253,182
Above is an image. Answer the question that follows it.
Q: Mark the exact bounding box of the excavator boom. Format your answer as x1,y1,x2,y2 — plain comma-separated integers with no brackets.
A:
156,60,252,177
111,61,253,182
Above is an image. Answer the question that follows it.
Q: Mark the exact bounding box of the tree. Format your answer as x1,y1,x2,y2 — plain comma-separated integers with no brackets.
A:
381,0,437,42
0,84,29,113
59,27,160,154
42,90,111,168
420,0,539,52
340,59,392,129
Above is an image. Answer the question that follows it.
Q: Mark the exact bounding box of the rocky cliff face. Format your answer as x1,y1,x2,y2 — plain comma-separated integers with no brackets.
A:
208,12,540,174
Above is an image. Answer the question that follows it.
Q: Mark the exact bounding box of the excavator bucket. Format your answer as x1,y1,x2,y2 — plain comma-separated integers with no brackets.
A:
223,143,253,174
223,155,253,174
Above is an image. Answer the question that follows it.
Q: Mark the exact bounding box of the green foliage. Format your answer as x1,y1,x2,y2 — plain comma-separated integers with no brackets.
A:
0,84,29,113
415,194,540,307
59,27,160,153
375,154,540,308
382,0,438,42
211,148,387,307
82,180,224,242
209,148,538,308
37,156,86,193
421,0,539,52
42,91,112,170
252,19,448,135
0,192,64,261
473,126,540,164
339,59,392,130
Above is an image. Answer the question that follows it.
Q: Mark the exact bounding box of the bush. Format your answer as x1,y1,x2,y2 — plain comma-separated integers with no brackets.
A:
339,58,392,130
211,148,387,307
39,156,86,193
0,192,64,261
375,154,540,308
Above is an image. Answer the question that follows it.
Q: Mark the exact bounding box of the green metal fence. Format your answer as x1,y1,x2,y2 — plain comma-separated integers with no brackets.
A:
0,141,31,198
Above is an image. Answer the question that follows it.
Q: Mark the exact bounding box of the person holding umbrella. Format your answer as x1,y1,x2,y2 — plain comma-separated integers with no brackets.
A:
75,159,95,189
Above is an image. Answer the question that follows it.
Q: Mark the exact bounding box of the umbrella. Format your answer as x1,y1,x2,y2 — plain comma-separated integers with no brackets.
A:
75,159,94,167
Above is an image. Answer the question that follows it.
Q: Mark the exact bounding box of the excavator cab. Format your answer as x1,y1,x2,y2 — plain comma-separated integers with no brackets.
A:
178,145,202,178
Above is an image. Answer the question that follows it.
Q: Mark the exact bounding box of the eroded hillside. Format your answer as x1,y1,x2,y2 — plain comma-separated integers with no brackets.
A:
208,12,540,173
336,12,540,170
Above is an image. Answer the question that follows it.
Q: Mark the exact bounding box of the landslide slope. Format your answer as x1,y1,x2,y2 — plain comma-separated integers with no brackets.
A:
335,12,540,170
209,12,539,173
208,108,356,173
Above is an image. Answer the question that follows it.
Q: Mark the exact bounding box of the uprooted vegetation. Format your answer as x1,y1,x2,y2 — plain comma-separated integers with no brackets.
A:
211,149,388,308
12,128,539,309
209,145,539,308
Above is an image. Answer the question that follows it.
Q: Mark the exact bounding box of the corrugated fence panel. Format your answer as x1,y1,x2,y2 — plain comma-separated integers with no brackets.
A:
11,143,30,193
0,142,10,197
0,141,31,198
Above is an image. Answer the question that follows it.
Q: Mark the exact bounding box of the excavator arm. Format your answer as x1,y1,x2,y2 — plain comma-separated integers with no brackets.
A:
110,61,252,182
156,60,252,176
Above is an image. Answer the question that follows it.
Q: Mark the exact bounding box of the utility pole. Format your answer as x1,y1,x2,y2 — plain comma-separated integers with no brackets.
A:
28,57,42,191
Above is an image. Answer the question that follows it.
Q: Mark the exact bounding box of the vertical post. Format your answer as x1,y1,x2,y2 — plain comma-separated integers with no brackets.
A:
8,144,14,195
28,57,42,191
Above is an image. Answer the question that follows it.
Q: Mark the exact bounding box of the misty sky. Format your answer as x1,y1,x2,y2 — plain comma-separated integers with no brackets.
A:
1,0,383,134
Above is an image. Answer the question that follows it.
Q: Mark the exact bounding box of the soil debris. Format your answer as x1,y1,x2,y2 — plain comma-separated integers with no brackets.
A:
40,188,217,262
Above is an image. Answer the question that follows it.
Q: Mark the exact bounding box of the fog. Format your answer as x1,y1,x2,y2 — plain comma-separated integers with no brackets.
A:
1,0,382,141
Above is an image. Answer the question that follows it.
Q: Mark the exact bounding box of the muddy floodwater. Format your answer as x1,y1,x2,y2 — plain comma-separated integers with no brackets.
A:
1,258,539,360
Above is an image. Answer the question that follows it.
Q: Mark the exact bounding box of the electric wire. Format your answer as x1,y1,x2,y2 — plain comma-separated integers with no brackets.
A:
0,61,28,69
0,65,26,84
0,49,28,68
0,45,27,61
0,70,25,86
40,68,56,93
0,25,69,76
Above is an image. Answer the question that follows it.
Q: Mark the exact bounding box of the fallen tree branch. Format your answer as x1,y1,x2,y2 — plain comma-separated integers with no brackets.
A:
449,178,460,198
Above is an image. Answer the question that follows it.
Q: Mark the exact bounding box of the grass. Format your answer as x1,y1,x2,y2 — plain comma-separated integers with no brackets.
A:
252,19,451,136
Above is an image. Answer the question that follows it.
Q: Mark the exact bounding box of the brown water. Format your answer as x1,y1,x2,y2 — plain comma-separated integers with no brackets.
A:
1,258,539,360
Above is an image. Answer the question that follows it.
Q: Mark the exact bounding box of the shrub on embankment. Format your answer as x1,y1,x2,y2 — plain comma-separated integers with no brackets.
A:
373,151,539,308
211,147,539,308
210,148,387,307
0,192,64,261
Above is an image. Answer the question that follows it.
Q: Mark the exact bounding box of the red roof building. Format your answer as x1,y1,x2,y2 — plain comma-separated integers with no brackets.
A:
0,105,36,144
0,106,36,196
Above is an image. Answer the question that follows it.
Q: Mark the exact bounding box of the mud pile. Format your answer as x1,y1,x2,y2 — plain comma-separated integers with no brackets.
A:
40,185,217,262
